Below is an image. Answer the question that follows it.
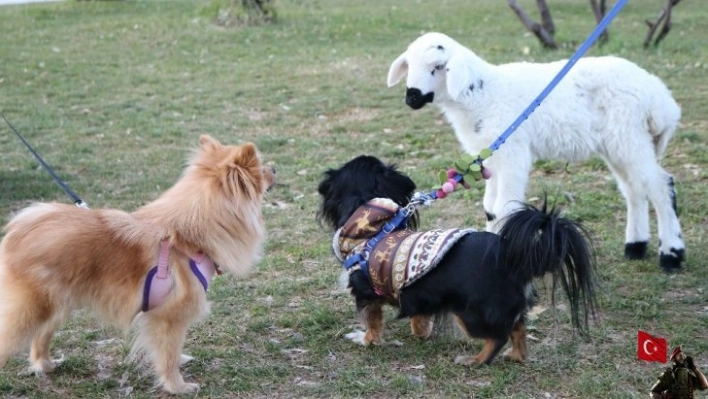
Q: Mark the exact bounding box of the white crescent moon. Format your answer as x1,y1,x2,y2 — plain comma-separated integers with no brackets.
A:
644,340,657,355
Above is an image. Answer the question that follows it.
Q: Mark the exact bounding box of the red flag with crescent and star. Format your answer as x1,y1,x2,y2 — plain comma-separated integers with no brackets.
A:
637,330,667,363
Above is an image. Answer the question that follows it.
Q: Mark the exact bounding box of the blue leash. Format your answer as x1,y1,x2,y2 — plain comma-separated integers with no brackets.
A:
435,0,629,198
343,0,629,277
1,112,89,208
487,0,628,152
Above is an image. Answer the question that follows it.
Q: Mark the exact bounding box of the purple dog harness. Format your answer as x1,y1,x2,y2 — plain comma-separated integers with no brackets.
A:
141,240,220,312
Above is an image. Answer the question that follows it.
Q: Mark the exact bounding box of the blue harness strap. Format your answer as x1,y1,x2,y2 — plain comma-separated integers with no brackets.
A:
342,208,412,279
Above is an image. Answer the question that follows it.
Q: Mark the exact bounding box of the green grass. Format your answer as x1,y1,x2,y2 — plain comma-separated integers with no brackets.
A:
1,0,707,397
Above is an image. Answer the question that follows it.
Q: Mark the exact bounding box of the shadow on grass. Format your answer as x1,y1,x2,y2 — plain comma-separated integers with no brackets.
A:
0,168,67,208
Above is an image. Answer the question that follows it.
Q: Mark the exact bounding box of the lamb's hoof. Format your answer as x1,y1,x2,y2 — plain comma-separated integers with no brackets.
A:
624,241,648,260
660,248,685,273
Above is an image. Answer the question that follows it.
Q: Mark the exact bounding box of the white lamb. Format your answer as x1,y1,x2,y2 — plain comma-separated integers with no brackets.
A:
387,32,684,272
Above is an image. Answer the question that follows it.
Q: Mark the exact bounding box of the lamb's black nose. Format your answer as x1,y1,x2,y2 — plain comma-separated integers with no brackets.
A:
405,87,434,110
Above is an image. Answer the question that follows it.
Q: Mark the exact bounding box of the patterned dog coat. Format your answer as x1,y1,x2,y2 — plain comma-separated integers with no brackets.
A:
334,198,475,300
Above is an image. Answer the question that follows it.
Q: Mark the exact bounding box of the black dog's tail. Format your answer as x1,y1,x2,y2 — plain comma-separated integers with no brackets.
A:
498,201,597,335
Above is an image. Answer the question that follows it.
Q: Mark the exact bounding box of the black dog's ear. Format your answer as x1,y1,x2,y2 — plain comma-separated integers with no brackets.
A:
375,163,417,206
317,169,339,229
317,156,418,230
317,171,333,198
318,166,368,230
389,166,416,198
374,163,419,230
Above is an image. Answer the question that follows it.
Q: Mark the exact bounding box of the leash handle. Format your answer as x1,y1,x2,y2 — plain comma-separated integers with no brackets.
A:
487,0,628,152
1,112,88,208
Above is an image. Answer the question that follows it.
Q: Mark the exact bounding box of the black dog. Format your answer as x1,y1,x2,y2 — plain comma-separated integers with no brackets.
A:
317,155,597,365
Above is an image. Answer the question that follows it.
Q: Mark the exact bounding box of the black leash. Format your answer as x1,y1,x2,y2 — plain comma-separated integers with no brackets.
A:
1,112,89,208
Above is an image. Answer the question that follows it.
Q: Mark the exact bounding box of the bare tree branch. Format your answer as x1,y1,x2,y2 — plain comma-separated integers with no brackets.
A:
644,0,682,48
508,0,558,49
536,0,555,35
589,0,609,44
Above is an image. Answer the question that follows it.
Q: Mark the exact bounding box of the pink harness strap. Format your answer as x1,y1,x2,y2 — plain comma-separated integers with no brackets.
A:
141,240,218,312
156,239,170,278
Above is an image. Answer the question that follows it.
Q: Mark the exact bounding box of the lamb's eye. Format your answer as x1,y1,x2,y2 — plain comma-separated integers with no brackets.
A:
431,64,446,76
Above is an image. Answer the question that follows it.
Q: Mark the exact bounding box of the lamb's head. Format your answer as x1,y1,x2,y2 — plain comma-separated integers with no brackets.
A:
387,32,477,110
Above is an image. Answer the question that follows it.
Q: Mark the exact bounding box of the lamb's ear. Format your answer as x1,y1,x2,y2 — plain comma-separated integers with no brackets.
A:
387,52,408,87
445,53,471,101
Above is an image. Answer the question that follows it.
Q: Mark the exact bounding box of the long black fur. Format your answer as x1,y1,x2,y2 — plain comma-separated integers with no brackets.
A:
317,155,597,364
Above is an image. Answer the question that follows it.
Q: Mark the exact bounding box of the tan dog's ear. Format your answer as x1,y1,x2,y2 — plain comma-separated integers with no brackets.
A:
234,142,258,166
445,53,471,101
240,143,257,159
387,52,408,87
199,135,221,151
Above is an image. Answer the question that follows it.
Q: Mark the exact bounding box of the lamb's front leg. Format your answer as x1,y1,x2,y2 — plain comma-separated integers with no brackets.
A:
483,175,499,230
345,303,384,345
486,157,531,233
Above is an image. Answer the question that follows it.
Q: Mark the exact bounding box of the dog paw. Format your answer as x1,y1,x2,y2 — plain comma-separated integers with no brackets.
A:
27,363,53,376
27,356,63,375
454,355,484,366
345,330,368,345
345,330,388,346
454,355,473,365
179,354,194,366
164,381,200,394
501,347,526,363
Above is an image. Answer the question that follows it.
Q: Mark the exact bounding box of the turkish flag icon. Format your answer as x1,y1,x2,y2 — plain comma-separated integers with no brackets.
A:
637,330,667,363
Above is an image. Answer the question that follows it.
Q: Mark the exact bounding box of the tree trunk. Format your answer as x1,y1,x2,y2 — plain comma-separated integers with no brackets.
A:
241,0,276,22
589,0,609,45
212,0,277,26
536,0,555,34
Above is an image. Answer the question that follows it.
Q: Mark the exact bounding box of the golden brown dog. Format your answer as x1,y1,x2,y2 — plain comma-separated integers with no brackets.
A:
0,135,275,393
